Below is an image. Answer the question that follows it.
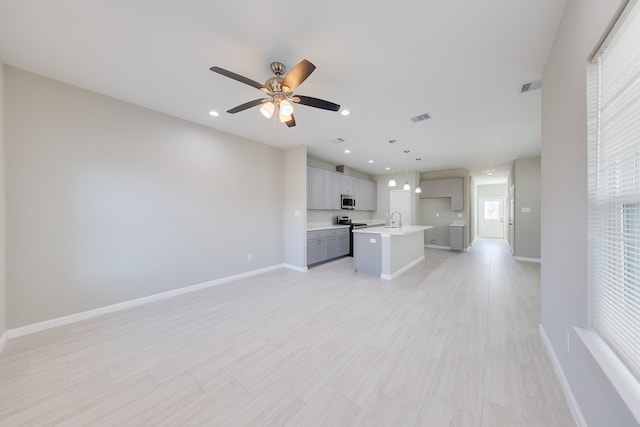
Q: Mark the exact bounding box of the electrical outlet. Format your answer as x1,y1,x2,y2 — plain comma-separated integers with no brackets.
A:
247,252,253,260
565,329,570,351
436,212,440,217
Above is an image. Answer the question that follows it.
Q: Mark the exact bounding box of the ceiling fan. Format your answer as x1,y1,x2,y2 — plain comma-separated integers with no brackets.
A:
210,59,340,128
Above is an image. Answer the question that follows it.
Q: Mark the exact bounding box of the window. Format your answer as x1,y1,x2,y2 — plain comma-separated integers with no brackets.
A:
484,200,500,220
587,0,640,383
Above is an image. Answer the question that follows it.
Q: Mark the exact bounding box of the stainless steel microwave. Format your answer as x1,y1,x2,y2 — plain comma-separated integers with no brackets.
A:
341,194,355,210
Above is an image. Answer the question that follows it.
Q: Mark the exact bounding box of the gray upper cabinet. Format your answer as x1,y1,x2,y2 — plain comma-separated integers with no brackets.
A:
339,174,355,196
308,166,376,211
355,178,377,211
434,179,451,197
307,167,324,209
323,170,341,210
420,180,437,198
419,177,464,211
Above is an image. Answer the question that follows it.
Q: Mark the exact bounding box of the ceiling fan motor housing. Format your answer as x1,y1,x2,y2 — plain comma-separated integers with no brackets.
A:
265,76,284,94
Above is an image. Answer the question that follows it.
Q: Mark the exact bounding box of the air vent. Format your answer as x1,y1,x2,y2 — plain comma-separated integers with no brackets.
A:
521,80,542,93
410,113,431,123
330,137,346,144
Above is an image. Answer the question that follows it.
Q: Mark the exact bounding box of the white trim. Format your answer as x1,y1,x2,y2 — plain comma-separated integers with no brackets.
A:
424,244,450,250
539,324,587,427
0,331,7,353
7,263,286,339
380,255,425,280
282,263,308,272
575,327,640,424
514,256,541,263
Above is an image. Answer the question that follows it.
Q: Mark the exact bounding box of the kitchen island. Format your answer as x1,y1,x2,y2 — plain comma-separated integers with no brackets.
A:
352,225,433,279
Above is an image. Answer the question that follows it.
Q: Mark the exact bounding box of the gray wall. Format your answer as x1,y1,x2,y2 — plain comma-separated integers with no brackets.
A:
476,183,507,198
418,169,470,248
5,67,285,328
513,157,541,259
542,1,637,425
284,146,307,269
0,61,6,337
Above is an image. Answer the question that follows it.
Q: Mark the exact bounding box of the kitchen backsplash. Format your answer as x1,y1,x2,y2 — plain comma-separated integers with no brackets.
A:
307,209,374,224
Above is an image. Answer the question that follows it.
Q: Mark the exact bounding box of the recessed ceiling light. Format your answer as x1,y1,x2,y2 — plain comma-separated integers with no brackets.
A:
386,167,391,170
368,160,374,163
209,110,219,117
340,109,350,116
344,149,351,154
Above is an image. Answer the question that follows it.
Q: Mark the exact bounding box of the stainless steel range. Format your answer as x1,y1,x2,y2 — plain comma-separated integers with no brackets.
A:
338,217,368,256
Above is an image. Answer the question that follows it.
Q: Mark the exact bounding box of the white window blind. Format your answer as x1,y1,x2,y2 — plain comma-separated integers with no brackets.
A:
588,0,640,382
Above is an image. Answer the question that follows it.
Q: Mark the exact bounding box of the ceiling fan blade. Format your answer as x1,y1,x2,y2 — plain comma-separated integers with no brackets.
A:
284,113,296,128
227,98,270,114
210,66,267,91
294,95,340,111
281,59,316,92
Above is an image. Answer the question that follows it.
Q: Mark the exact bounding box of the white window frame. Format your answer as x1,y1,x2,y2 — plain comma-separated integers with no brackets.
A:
582,0,640,422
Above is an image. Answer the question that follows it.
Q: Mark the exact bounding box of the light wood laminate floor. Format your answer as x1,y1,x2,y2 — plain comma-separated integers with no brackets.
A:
0,239,574,426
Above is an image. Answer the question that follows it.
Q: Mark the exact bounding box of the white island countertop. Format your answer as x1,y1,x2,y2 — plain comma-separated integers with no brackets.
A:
353,225,433,236
352,225,434,280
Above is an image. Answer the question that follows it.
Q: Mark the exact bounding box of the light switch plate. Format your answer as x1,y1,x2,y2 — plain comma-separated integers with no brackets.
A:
369,238,376,243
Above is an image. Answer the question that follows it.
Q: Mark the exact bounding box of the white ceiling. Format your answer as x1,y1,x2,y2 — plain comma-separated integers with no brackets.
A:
0,1,567,185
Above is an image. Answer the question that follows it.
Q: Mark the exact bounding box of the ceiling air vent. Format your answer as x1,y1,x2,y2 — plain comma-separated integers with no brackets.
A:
330,137,345,144
521,80,542,93
410,113,431,123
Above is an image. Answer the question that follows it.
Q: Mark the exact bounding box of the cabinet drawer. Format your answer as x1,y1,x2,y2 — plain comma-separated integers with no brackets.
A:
307,230,327,240
327,228,349,237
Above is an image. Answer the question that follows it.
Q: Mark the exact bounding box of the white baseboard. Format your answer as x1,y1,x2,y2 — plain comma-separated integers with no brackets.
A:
0,331,7,353
539,324,587,427
282,263,308,272
514,256,541,263
424,244,450,250
381,255,425,280
7,263,287,340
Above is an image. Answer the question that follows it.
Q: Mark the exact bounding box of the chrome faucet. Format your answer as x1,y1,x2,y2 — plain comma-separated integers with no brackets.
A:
390,211,402,228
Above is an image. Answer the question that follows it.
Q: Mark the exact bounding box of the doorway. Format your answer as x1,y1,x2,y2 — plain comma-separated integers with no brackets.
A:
479,197,504,238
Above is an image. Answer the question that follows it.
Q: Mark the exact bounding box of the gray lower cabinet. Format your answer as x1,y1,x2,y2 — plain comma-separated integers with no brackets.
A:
450,225,464,251
307,228,350,266
307,230,327,265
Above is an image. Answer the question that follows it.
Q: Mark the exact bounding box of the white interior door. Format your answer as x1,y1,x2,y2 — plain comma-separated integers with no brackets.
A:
479,197,504,238
390,190,411,226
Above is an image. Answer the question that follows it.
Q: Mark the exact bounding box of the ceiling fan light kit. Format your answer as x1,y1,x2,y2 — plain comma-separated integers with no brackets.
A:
210,59,340,128
259,101,275,118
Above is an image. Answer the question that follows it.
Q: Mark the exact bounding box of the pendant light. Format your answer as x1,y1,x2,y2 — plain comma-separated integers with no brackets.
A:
414,157,422,193
388,139,397,187
403,149,410,191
